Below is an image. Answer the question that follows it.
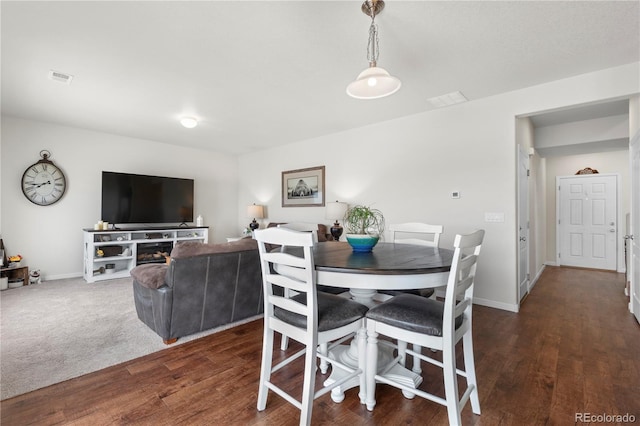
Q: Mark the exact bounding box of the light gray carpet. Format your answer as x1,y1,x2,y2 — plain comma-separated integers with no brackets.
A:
0,277,256,400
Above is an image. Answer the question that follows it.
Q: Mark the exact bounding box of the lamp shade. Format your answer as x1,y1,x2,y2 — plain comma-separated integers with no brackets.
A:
247,204,264,219
346,66,401,100
325,201,348,221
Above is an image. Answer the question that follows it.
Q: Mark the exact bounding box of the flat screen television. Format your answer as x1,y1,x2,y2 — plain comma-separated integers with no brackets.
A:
101,171,194,225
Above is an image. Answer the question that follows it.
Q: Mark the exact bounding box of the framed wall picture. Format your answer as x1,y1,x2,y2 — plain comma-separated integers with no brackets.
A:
282,166,325,207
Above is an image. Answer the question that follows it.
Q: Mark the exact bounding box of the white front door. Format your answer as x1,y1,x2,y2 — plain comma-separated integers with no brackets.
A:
557,174,618,270
518,146,530,301
629,132,640,323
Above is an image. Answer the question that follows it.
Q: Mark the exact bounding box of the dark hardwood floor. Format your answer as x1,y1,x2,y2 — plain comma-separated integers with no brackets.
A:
2,266,638,425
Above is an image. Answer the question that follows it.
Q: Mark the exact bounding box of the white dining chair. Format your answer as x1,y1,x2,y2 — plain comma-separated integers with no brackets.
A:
379,222,445,372
364,230,485,426
254,227,368,426
380,222,444,300
277,222,349,351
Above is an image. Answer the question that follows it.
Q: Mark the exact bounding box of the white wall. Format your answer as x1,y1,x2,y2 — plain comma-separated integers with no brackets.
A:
536,114,629,149
238,62,640,312
0,116,239,280
544,150,630,271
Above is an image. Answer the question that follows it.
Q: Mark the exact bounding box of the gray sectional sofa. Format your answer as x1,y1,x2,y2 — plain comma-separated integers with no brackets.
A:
131,237,263,344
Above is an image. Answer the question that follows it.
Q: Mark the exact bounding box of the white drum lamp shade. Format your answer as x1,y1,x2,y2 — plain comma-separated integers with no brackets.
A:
248,204,265,231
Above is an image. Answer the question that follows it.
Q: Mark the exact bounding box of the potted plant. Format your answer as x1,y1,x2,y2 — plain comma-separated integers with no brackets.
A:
343,205,385,252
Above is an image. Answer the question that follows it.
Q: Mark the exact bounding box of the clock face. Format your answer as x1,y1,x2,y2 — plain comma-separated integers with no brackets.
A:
21,161,66,206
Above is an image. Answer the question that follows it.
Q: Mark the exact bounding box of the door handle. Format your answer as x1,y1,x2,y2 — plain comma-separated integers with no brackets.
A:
609,229,616,233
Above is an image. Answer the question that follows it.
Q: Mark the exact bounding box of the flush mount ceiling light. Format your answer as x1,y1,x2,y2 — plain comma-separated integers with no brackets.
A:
180,117,198,128
346,0,401,100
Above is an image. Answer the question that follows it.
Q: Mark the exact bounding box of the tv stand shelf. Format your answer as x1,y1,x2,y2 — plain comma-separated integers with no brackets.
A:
83,226,208,283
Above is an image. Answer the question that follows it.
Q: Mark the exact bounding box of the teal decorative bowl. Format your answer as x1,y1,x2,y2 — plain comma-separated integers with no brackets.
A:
345,234,380,253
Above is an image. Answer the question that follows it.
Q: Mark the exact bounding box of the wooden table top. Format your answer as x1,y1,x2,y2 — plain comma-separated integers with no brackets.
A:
313,241,453,276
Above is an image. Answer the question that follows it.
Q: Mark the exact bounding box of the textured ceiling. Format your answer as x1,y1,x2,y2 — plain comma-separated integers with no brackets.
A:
2,1,639,155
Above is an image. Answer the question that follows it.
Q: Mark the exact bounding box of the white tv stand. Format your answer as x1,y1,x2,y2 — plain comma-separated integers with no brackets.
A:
83,226,208,283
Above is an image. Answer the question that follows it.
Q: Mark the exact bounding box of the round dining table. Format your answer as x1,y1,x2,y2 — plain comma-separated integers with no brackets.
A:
313,241,454,306
302,241,455,403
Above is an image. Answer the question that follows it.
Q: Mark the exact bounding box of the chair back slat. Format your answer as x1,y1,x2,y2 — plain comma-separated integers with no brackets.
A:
454,276,474,299
278,223,319,243
269,294,309,317
454,297,471,318
262,251,308,269
389,222,443,248
266,272,311,295
261,226,316,246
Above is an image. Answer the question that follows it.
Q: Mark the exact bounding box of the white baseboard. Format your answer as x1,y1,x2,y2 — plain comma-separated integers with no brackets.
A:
529,264,546,291
544,261,558,267
43,272,84,282
473,297,519,313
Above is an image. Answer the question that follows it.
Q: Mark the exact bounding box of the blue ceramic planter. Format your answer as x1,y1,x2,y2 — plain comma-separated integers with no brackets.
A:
345,234,380,253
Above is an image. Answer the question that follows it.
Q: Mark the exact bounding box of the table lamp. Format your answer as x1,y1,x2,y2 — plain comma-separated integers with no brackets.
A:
325,201,348,241
248,204,265,231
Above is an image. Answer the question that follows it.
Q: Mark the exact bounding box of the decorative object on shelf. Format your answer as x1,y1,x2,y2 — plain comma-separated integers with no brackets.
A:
282,165,325,207
21,150,67,206
105,263,116,274
346,0,401,100
94,220,110,230
325,201,349,241
576,167,599,175
96,249,104,257
8,254,22,266
344,204,385,252
196,214,204,227
248,203,265,231
8,278,23,288
29,270,41,284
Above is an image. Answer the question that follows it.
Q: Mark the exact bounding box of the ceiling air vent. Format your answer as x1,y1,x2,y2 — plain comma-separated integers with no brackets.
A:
48,70,74,85
427,91,467,108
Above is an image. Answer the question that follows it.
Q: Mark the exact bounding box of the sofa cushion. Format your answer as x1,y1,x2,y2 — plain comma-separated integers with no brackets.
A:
170,238,257,259
130,264,168,289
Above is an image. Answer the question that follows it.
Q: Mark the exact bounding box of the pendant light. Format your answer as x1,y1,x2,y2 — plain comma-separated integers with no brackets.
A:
346,0,401,100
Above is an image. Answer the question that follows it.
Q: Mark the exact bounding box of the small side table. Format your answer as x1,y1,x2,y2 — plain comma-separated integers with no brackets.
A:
1,265,29,288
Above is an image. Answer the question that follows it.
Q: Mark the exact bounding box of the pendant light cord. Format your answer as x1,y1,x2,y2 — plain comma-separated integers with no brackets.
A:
365,2,379,67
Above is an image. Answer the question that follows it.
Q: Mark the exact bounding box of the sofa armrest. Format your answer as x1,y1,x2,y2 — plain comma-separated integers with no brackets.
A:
133,280,173,341
130,264,169,289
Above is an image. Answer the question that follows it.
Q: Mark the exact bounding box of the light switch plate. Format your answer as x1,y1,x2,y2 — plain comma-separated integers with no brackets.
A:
451,191,460,199
484,212,505,223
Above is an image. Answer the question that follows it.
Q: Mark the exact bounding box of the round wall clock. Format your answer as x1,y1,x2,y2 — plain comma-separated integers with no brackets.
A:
21,150,67,206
